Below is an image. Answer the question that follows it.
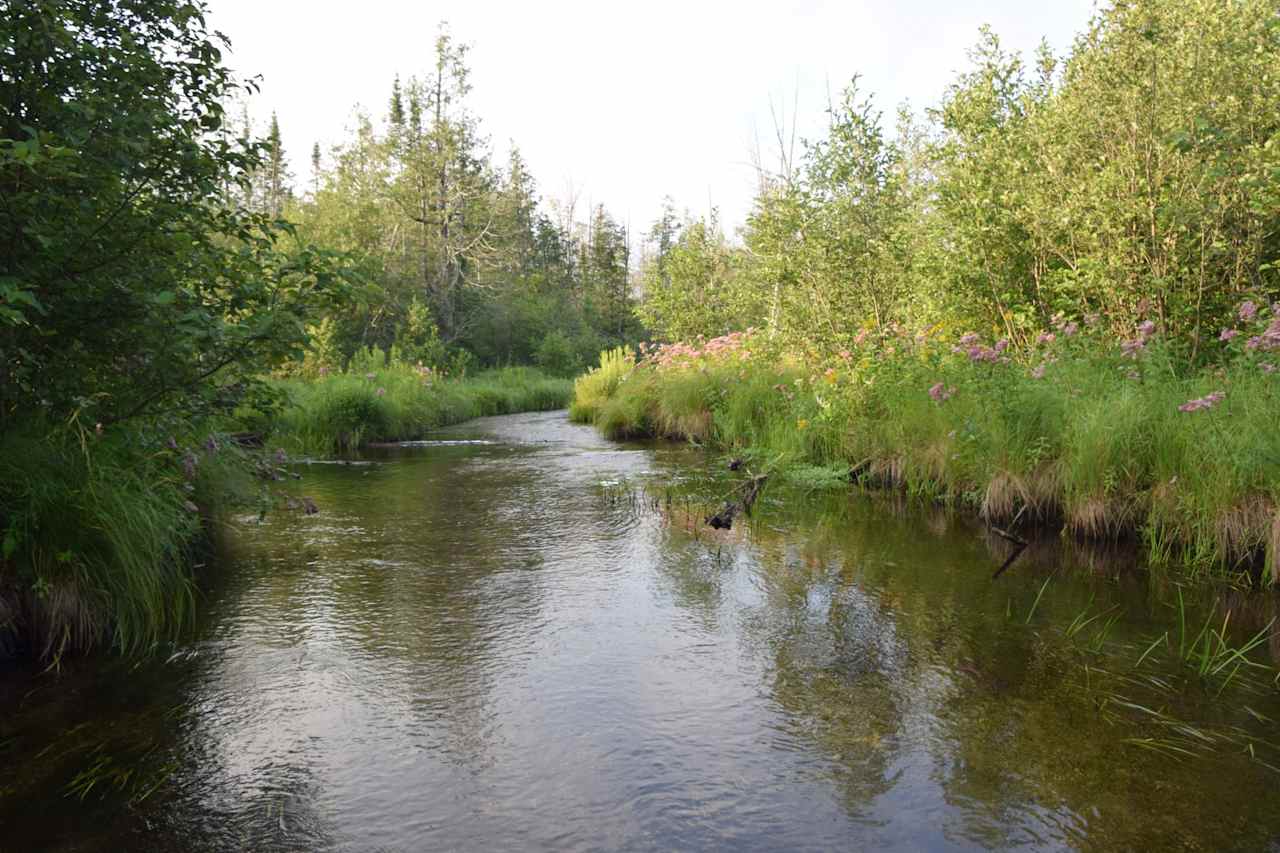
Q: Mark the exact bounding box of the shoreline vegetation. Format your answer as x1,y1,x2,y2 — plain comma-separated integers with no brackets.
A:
264,355,572,456
571,316,1280,581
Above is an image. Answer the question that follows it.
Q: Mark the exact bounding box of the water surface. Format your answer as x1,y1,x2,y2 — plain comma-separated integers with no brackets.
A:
4,410,1280,851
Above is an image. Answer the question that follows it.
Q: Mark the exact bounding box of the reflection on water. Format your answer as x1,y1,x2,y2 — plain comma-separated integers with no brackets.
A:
3,410,1280,851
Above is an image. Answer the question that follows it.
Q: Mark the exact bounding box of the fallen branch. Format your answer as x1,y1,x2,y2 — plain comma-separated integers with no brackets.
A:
707,474,768,530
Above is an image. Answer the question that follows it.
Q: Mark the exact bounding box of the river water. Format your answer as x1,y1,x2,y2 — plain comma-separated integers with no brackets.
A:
4,411,1280,851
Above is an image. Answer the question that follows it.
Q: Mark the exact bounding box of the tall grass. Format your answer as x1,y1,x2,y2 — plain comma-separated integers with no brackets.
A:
572,317,1280,579
268,349,573,455
0,425,248,659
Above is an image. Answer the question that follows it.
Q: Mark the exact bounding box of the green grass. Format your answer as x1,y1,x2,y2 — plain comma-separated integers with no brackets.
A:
0,424,249,660
572,328,1280,580
267,355,573,455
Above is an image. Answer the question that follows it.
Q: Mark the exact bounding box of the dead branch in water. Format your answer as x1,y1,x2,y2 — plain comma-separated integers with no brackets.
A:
991,505,1029,579
707,474,769,530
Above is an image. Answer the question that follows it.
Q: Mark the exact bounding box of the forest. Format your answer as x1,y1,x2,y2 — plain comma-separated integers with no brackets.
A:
2,0,1279,657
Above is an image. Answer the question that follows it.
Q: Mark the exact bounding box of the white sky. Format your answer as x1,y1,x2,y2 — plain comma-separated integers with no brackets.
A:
205,0,1098,236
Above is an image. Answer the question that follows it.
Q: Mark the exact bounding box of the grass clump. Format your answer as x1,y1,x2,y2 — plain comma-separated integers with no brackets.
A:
569,346,637,426
268,348,572,455
0,424,250,660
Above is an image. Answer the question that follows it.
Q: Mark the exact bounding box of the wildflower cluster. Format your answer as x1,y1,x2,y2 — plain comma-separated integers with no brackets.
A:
953,332,1009,364
1178,390,1225,413
1218,299,1280,361
643,331,753,369
1121,320,1158,358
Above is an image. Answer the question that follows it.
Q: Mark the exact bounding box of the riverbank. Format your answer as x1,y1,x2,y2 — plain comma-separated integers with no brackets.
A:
572,313,1280,580
263,356,572,455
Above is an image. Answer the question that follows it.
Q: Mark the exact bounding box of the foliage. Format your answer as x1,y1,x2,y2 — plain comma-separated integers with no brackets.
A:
0,1,345,656
0,0,347,432
632,0,1280,350
288,27,645,373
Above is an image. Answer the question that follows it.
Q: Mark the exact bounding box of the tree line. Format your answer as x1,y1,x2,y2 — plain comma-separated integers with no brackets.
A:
640,0,1280,360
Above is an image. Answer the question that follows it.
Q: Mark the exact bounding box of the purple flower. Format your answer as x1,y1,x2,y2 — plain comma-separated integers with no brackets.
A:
1220,328,1239,342
1121,338,1147,358
1261,362,1276,374
1062,322,1079,337
958,332,980,346
1178,390,1225,413
1031,364,1047,380
928,382,954,402
1137,320,1156,338
994,338,1009,353
1239,301,1258,323
1246,336,1263,351
1037,332,1056,345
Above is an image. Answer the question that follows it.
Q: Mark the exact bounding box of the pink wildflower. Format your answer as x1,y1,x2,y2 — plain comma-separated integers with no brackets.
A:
928,382,954,403
837,349,852,361
1121,338,1146,358
958,332,980,346
994,338,1009,353
854,329,868,345
1220,328,1239,342
1261,363,1276,375
1239,300,1258,323
1178,390,1225,413
375,387,386,397
1037,332,1056,345
1137,320,1156,338
1062,322,1079,337
1031,364,1046,379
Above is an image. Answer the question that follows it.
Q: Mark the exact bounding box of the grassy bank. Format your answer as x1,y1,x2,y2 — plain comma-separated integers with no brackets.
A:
572,309,1280,580
265,351,572,455
0,425,252,660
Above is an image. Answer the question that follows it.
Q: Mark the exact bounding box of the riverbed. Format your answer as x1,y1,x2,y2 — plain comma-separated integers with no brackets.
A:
4,410,1280,851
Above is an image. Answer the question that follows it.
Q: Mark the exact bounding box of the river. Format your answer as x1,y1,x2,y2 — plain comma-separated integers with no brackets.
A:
4,410,1280,851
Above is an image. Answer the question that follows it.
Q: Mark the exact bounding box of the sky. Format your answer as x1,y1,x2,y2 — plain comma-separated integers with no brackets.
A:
204,0,1098,236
